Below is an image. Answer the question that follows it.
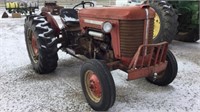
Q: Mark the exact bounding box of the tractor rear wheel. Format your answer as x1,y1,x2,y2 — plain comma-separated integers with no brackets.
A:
150,0,178,43
146,50,178,86
175,28,199,42
24,15,58,74
80,59,116,111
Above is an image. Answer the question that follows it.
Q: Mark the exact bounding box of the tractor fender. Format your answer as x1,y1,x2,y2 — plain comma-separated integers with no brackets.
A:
41,12,60,37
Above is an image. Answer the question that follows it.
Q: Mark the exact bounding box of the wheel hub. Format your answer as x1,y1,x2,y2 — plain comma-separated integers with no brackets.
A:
89,74,102,98
153,13,161,39
85,70,102,103
27,30,39,63
31,34,38,56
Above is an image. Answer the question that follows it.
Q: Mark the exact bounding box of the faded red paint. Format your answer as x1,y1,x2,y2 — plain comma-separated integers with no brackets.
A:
128,42,168,68
31,34,38,56
127,62,167,80
106,42,168,80
38,3,170,82
41,12,60,37
88,73,102,98
78,5,155,20
127,42,168,80
78,5,169,80
78,5,155,60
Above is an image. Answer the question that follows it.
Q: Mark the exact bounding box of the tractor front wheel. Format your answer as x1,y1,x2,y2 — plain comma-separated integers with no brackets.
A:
146,50,178,86
80,59,116,111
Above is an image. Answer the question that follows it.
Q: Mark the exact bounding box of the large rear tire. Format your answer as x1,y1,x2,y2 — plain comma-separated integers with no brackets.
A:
175,28,199,42
24,15,58,74
146,50,178,86
150,0,178,43
80,59,116,111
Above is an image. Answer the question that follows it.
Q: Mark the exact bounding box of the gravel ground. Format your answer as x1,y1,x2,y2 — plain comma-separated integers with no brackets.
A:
0,8,200,112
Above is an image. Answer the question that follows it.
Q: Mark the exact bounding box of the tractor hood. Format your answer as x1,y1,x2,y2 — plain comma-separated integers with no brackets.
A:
78,5,155,20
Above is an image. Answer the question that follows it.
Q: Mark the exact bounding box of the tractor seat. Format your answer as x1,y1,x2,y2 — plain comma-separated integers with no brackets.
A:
60,9,79,27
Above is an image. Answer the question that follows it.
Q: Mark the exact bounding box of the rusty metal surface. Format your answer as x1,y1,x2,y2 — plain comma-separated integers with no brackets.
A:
78,6,155,60
119,19,154,58
119,20,144,57
127,62,167,80
126,42,168,80
149,18,154,43
128,42,168,68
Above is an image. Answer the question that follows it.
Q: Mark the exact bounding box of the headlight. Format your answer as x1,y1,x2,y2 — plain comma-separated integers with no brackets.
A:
102,22,112,33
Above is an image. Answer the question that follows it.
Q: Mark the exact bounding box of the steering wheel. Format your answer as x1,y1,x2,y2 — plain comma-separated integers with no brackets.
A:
73,1,94,10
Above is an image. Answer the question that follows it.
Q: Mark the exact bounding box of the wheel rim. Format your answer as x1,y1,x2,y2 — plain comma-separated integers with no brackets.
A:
31,34,38,56
153,13,161,39
27,30,39,63
85,70,102,103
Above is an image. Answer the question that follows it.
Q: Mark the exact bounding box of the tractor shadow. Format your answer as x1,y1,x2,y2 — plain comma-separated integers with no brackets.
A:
20,57,83,81
111,69,175,106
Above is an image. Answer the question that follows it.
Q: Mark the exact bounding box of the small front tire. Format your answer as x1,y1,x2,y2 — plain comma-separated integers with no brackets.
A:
146,50,178,86
80,59,116,111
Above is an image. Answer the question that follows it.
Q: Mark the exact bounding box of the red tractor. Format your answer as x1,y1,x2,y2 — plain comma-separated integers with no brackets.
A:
24,1,178,111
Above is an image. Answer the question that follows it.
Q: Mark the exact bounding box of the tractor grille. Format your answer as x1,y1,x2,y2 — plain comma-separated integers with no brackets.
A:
119,19,154,57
